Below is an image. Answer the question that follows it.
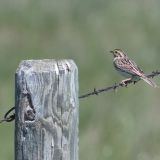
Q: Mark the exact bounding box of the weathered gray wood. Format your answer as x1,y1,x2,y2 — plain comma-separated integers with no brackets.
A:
15,59,79,160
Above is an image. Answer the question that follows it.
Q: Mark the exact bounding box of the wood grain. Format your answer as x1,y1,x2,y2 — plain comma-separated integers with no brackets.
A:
15,59,79,160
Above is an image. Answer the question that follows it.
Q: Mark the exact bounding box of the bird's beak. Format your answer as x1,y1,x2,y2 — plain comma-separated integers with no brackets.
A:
109,50,114,54
110,50,113,53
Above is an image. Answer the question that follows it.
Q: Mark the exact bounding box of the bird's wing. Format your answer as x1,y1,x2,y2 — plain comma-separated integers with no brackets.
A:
115,58,144,77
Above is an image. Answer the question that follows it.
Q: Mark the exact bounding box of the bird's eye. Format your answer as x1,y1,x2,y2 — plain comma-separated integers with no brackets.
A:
115,51,117,53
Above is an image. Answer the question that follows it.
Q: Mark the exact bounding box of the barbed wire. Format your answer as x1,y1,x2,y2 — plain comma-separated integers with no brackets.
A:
79,70,160,99
0,70,160,123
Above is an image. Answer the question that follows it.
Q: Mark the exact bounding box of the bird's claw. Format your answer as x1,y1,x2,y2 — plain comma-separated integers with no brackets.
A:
120,81,127,87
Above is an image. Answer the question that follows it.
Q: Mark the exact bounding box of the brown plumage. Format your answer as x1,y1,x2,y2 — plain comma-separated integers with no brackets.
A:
110,49,157,88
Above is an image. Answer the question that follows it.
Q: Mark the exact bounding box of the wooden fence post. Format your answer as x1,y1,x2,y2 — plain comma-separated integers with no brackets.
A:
15,60,79,160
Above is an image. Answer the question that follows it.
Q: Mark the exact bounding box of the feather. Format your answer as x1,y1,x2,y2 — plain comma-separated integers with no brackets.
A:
140,76,158,88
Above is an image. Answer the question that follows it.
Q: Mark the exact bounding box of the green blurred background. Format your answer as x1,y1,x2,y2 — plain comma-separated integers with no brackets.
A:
0,0,160,159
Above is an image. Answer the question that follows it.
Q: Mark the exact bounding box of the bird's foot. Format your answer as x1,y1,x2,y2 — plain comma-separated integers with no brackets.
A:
120,78,131,87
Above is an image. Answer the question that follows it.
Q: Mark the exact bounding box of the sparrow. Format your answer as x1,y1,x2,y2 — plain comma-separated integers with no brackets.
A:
110,49,157,88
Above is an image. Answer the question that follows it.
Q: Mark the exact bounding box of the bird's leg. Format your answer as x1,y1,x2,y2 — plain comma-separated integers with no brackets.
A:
133,80,137,84
120,78,132,87
131,76,139,84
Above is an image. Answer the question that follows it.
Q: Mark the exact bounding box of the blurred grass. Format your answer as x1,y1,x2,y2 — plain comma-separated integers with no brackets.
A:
0,0,160,159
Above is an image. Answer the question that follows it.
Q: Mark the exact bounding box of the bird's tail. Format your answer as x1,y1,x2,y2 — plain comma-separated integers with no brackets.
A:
140,76,158,88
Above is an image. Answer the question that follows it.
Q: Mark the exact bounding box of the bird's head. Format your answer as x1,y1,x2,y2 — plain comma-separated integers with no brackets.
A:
110,49,126,58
